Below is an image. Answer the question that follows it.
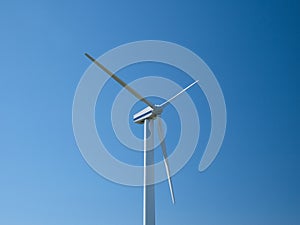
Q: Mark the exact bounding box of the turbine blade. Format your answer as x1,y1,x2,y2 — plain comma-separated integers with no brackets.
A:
159,80,199,108
85,53,155,108
157,117,175,204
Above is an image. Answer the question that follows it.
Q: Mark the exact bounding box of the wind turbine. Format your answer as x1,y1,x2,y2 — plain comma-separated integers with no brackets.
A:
85,53,198,225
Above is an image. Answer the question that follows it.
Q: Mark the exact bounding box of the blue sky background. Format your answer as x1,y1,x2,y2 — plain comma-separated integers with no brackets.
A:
0,0,299,224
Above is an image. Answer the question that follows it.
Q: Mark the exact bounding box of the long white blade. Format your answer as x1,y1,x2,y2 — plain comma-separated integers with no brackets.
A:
157,117,175,204
158,80,199,108
85,53,155,108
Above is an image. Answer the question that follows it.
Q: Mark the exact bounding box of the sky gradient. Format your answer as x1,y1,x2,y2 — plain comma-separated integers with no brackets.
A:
0,0,299,225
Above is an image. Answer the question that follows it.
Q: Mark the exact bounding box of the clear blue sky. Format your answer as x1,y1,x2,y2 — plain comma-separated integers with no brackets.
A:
0,0,299,224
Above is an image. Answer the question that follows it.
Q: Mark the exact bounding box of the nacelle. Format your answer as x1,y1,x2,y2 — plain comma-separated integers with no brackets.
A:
133,106,154,124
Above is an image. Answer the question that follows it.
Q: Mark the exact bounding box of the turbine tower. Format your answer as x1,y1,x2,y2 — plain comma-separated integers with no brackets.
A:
85,53,198,225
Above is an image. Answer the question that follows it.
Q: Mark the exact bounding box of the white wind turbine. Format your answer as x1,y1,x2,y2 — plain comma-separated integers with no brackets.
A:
85,53,198,225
